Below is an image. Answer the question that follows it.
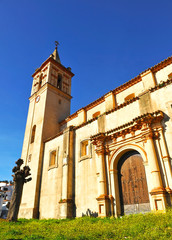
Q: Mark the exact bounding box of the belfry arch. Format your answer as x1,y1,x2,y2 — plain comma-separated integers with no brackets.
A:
109,144,150,216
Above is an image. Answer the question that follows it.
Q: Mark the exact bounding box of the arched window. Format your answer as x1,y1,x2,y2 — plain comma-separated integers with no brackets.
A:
38,74,43,90
31,125,36,143
124,93,135,102
92,111,100,118
57,74,62,90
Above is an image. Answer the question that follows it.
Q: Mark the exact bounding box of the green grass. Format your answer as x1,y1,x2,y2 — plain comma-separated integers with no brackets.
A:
0,209,172,240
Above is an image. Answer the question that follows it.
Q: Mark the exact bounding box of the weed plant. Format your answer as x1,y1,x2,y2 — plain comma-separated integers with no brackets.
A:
0,208,172,239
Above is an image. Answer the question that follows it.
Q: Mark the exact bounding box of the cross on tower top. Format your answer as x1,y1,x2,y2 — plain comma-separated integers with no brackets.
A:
55,41,59,49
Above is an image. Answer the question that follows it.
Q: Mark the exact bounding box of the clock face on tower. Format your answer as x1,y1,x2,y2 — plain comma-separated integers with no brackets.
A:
35,95,40,103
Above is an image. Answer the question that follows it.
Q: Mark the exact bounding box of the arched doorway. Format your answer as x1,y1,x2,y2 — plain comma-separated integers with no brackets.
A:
117,150,150,215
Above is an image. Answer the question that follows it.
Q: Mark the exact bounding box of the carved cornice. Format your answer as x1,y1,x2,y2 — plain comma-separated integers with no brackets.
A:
150,56,172,73
134,111,164,126
91,111,164,145
29,82,72,101
150,79,172,92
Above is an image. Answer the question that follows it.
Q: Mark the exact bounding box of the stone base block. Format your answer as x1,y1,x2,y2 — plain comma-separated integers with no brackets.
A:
96,194,110,217
59,199,73,218
150,187,168,211
18,207,38,219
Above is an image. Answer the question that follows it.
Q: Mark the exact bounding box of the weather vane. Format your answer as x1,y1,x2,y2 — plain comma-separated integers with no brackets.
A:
55,41,59,48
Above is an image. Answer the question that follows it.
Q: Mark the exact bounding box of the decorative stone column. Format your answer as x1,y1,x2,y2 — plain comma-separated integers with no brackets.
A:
159,128,172,188
159,127,172,205
92,134,110,217
109,170,115,217
145,131,167,211
109,169,121,217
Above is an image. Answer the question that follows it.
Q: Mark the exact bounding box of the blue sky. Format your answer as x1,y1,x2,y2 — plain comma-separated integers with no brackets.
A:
0,0,172,180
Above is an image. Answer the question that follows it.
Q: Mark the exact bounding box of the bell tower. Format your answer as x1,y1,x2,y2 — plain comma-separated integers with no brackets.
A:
19,43,74,218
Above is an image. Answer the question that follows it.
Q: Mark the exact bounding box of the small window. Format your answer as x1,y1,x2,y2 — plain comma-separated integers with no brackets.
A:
31,125,36,143
81,140,89,157
124,93,135,102
49,150,56,167
92,111,100,118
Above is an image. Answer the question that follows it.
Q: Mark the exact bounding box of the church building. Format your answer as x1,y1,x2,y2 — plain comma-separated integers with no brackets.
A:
18,45,172,219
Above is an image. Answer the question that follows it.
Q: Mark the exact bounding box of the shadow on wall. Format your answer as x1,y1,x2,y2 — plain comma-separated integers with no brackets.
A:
82,208,98,217
162,112,172,171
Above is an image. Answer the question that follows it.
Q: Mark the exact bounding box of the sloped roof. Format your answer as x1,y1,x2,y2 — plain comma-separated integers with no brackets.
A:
60,56,172,125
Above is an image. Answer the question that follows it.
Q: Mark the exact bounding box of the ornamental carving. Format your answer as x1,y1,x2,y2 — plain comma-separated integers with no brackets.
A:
91,133,110,156
142,130,160,141
91,111,164,150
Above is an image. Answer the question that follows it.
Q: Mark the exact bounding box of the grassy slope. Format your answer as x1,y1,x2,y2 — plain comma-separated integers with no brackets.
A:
0,209,172,240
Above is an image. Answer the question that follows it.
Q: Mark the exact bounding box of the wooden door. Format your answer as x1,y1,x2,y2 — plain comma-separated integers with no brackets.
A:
118,151,150,215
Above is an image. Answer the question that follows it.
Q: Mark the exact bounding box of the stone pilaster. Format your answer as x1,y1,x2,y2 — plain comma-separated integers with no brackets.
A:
159,128,172,188
109,170,121,217
145,131,167,211
159,127,172,205
59,126,74,218
93,136,110,217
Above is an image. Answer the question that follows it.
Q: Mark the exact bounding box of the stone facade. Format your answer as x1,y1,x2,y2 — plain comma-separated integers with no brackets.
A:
19,47,172,219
